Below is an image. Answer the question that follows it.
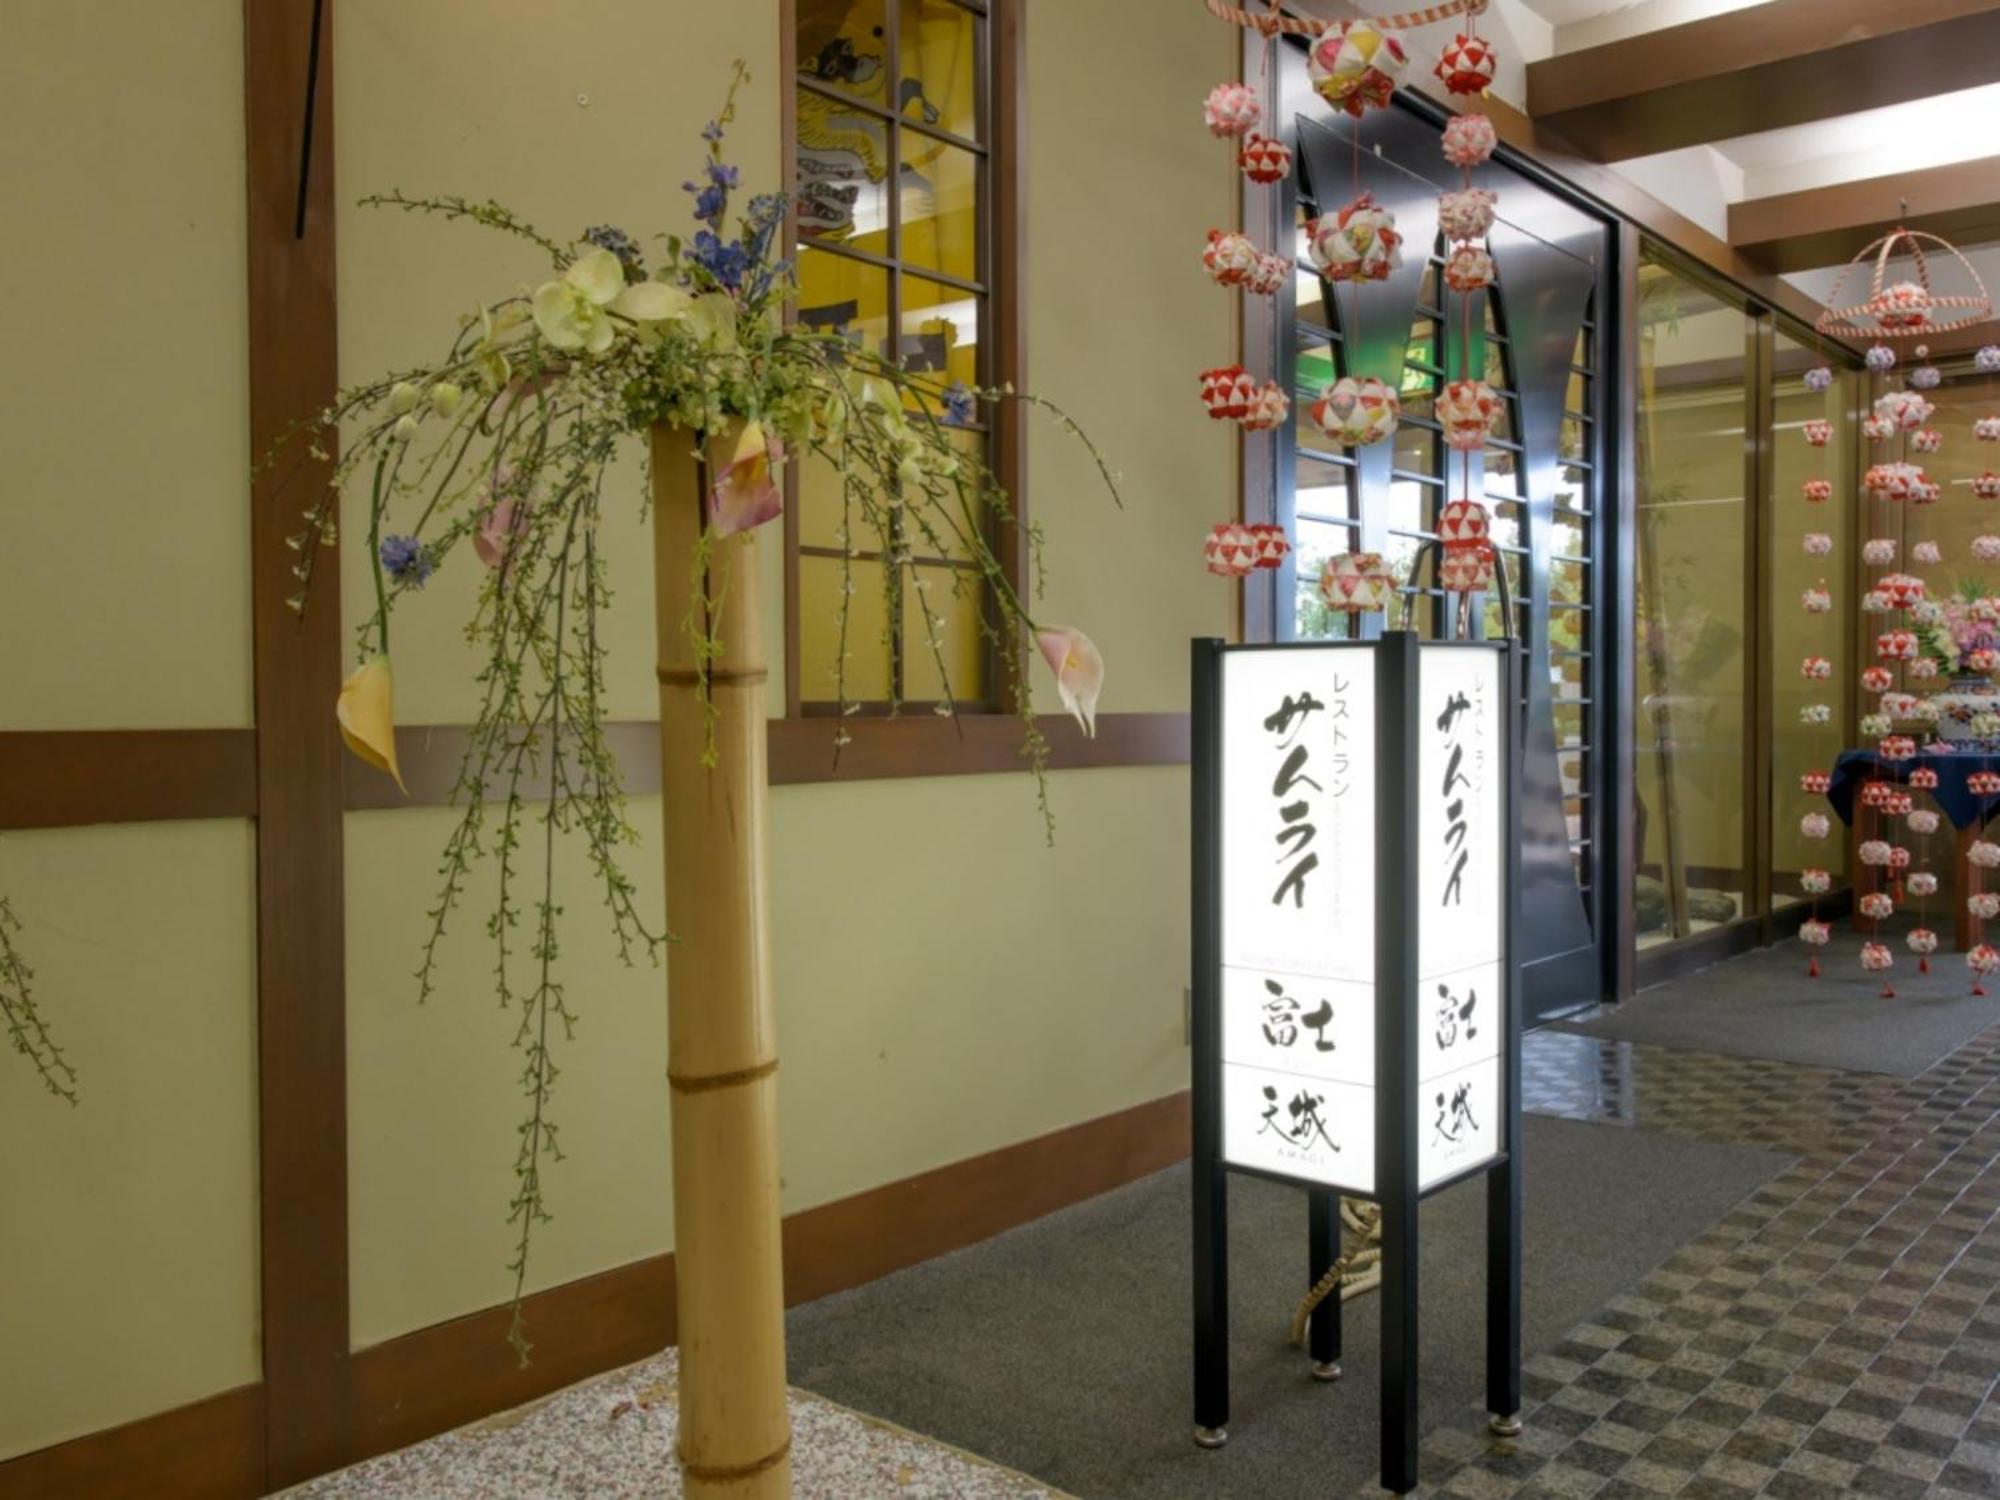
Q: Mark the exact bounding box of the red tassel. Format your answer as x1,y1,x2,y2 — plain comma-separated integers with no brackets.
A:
1976,981,1988,997
1920,956,1931,974
1807,954,1820,977
1881,982,1897,999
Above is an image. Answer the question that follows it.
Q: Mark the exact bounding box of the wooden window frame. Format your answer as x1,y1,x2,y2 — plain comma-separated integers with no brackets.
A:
779,0,1029,726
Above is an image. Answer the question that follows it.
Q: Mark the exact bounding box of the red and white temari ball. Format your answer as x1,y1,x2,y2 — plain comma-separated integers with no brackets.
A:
1318,551,1397,611
1203,522,1257,578
1307,22,1409,118
1860,898,1895,925
1912,428,1943,455
1970,944,2000,974
1801,868,1832,895
1881,736,1917,762
1974,841,2000,869
1976,473,2000,500
1862,537,1897,565
1865,462,1928,502
1859,779,1899,809
1200,365,1257,420
1861,666,1894,693
1910,767,1940,790
1864,415,1895,443
1860,940,1894,972
1801,812,1831,838
1799,920,1831,947
1201,229,1259,288
1859,839,1894,866
1307,193,1403,283
1870,279,1931,329
1804,532,1833,556
1801,655,1832,679
1311,375,1400,447
1434,32,1497,96
1244,252,1292,297
1802,478,1832,502
1238,132,1292,185
1439,498,1490,548
1973,895,2000,921
1802,587,1832,613
1975,536,2000,564
1443,243,1496,293
1800,770,1831,794
1875,389,1935,433
1909,871,1939,895
1238,381,1290,432
1247,522,1290,569
1438,187,1497,242
1979,416,2000,442
1203,82,1262,138
1971,772,2000,797
1440,545,1495,593
1913,540,1942,564
1908,929,1939,956
1878,572,1925,608
1442,113,1497,168
1438,379,1502,451
1803,419,1832,447
1877,631,1919,661
1971,648,2000,673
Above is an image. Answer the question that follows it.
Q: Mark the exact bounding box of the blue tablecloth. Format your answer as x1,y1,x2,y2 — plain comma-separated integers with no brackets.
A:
1830,747,2000,830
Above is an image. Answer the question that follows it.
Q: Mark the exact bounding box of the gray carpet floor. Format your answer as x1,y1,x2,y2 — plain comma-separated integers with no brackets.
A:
786,1115,1791,1500
1566,927,2000,1076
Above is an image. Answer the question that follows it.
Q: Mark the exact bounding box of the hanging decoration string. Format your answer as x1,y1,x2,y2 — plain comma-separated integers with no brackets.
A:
1204,0,1489,37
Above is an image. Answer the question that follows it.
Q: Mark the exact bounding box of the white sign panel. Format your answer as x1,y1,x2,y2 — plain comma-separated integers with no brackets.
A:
1416,645,1507,1191
1218,647,1376,1194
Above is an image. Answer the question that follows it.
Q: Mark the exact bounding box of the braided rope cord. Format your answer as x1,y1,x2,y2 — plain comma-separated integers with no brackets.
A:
1287,1197,1386,1345
1204,0,1488,38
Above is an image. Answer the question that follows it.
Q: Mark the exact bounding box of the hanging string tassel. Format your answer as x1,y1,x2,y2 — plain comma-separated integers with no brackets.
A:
1808,953,1820,978
1920,956,1930,974
1881,981,1897,999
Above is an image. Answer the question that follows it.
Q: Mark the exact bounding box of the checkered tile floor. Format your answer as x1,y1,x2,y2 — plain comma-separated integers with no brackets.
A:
1351,1020,2000,1497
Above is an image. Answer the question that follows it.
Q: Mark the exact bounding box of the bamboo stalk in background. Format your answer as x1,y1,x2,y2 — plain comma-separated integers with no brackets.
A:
651,426,792,1498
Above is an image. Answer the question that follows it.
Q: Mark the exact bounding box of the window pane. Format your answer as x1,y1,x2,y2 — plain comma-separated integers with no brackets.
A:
1295,456,1354,521
900,0,979,142
900,273,980,391
1295,336,1337,398
1293,518,1359,640
794,80,893,249
901,563,987,702
796,246,891,366
799,555,893,702
797,0,890,104
898,133,979,283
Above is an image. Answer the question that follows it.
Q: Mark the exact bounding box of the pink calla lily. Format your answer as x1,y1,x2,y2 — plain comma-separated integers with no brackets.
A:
707,419,785,537
1036,626,1104,738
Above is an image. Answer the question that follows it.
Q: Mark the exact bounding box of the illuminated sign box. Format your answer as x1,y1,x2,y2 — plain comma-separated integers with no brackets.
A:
1191,631,1523,1495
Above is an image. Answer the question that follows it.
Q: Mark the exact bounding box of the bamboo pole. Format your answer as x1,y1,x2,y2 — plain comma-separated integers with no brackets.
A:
651,425,792,1498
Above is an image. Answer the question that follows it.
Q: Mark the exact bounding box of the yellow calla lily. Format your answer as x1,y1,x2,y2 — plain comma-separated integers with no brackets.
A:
337,655,407,793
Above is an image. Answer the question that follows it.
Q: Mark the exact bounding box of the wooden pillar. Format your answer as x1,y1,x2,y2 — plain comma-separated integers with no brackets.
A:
651,428,792,1497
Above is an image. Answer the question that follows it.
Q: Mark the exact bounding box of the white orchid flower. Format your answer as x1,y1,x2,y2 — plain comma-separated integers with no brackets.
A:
530,247,626,354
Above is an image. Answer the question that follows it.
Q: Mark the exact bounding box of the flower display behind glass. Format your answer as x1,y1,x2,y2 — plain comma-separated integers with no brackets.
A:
268,65,1117,1354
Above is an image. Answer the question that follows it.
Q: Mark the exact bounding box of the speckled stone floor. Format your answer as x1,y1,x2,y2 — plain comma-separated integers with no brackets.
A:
282,1349,1070,1499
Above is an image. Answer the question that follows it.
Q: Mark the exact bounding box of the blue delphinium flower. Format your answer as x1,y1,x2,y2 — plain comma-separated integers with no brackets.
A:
687,180,727,225
943,381,976,426
701,119,723,143
582,224,645,279
380,534,433,588
706,161,740,190
689,229,751,292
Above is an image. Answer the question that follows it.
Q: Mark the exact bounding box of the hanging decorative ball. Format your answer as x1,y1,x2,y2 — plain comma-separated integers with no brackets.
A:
1862,590,1892,614
1863,415,1895,442
1802,477,1833,502
1238,132,1292,185
1200,365,1258,420
1801,770,1832,794
1908,929,1939,956
1317,551,1397,611
1971,841,2000,868
1861,666,1894,692
1979,346,2000,373
1439,497,1491,550
1913,539,1942,564
1203,522,1258,577
1865,462,1929,501
1917,477,1942,504
1971,771,2000,796
1238,381,1291,432
1307,193,1403,282
1974,535,2000,563
1969,943,2000,973
1977,416,2000,441
1880,735,1917,761
1434,32,1497,96
1870,280,1932,329
1878,573,1926,608
1860,779,1899,808
1882,691,1920,716
1860,896,1895,923
1805,366,1834,392
1310,375,1401,447
1910,363,1942,392
1438,379,1503,450
1800,703,1833,723
1859,839,1894,868
1802,587,1832,613
1800,920,1831,947
1244,252,1293,297
1803,419,1832,446
1866,344,1897,372
1910,871,1940,896
1912,428,1944,454
1203,82,1262,138
1911,766,1941,789
1439,540,1496,593
1438,188,1497,242
1801,812,1831,839
1977,473,2000,500
1971,647,2000,673
1803,532,1833,556
1875,389,1935,431
1801,655,1832,679
1443,243,1497,292
1860,711,1892,737
1976,896,2000,922
1307,22,1409,118
1247,522,1291,569
1441,113,1498,169
1202,229,1261,288
1800,868,1832,895
1862,538,1897,564
1877,631,1919,661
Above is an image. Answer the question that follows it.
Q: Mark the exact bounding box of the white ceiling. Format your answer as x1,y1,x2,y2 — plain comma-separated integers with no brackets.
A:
1514,0,1771,52
1709,82,2000,200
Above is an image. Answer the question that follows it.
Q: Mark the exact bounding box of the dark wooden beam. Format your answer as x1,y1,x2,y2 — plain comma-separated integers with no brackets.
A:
243,0,351,1486
0,730,256,830
1729,155,2000,274
0,1385,263,1500
1528,0,2000,163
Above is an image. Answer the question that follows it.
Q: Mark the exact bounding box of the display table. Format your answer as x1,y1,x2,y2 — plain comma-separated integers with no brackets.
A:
1829,748,2000,950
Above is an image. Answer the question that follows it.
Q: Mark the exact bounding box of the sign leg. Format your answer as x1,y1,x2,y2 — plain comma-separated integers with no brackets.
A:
1308,1189,1343,1380
1193,1151,1229,1446
1380,1190,1418,1492
1191,638,1229,1449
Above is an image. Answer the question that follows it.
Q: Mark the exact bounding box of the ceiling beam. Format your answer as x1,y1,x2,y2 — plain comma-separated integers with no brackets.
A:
1528,0,2000,162
1729,155,2000,274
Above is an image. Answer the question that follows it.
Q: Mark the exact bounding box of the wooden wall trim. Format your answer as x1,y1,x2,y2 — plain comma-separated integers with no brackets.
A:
0,730,256,830
0,1089,1189,1493
0,1385,264,1500
1728,154,2000,276
243,0,351,1487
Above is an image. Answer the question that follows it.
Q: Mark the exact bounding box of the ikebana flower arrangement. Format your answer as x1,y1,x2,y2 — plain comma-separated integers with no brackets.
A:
1,893,74,1103
269,66,1116,1358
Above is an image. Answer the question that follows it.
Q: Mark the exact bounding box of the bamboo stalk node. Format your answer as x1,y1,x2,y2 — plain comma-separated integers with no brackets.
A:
669,1058,781,1094
658,666,770,687
680,1438,794,1484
